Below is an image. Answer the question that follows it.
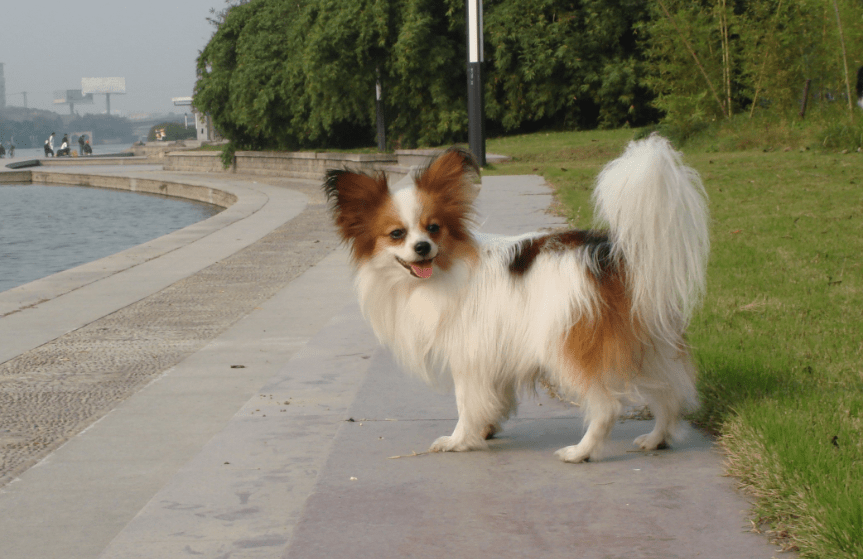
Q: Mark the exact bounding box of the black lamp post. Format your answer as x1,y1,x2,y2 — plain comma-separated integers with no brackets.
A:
466,0,486,166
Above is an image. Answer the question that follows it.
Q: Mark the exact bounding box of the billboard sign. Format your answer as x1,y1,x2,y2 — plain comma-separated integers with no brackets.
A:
81,77,126,95
53,90,95,104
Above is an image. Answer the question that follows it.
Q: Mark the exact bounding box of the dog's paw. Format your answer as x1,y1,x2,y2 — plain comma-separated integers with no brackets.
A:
633,432,669,450
554,444,592,463
481,423,500,440
429,435,485,453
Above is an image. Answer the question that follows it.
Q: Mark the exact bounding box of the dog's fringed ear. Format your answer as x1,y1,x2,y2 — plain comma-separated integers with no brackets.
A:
416,146,480,197
414,147,480,241
323,169,390,244
416,146,481,201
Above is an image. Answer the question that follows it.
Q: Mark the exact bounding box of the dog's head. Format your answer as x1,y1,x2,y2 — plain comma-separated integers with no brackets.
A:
324,147,480,279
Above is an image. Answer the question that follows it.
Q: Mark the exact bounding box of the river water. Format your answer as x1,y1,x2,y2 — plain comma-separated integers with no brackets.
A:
0,182,221,293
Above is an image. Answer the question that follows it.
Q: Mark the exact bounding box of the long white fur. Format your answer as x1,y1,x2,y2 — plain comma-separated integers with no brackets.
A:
592,134,710,348
348,135,709,462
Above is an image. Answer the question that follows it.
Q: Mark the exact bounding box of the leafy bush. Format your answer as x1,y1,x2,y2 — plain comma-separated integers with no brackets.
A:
638,0,863,133
194,0,653,152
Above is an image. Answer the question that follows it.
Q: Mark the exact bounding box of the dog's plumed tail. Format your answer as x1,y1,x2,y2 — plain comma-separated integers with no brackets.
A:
592,134,709,348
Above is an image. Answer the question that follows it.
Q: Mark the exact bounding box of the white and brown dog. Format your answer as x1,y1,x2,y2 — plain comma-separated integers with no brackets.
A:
323,135,709,462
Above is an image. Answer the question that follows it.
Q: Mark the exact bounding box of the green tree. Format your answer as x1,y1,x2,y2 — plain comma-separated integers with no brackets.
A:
299,0,393,146
637,0,734,135
194,0,653,151
377,0,463,146
485,0,652,131
195,1,293,150
639,0,863,132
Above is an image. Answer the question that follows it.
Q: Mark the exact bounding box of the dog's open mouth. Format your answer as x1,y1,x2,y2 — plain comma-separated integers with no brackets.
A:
396,256,434,279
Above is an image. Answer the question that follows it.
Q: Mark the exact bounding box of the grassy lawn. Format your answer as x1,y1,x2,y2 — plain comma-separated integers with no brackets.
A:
485,129,863,558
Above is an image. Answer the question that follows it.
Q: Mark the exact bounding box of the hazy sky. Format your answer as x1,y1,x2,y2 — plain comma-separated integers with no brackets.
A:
0,0,231,117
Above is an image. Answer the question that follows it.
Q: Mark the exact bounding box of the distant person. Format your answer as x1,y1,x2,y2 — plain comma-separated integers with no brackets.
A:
45,132,56,157
0,144,5,158
83,140,92,155
57,134,71,157
78,135,86,156
8,142,14,158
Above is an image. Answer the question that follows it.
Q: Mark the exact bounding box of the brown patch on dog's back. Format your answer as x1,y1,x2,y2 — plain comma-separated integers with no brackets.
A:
509,237,544,276
560,266,643,390
509,230,612,277
505,228,638,389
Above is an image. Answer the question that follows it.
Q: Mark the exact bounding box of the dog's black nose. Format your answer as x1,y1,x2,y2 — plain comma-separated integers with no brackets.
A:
414,241,431,257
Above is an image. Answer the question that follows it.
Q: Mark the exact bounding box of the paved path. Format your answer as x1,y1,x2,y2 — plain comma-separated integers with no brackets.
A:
0,164,781,558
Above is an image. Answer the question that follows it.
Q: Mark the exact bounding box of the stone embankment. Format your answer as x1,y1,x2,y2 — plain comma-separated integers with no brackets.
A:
165,150,405,181
1,167,236,206
160,147,509,181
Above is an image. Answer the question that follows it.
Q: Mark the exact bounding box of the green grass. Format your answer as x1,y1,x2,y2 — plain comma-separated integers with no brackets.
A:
485,128,863,558
196,144,224,151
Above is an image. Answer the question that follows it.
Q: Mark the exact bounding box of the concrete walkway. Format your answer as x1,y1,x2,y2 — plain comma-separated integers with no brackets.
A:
0,163,780,558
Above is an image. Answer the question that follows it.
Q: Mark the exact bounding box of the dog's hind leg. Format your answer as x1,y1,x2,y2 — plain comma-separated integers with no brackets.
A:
633,347,697,450
555,387,621,463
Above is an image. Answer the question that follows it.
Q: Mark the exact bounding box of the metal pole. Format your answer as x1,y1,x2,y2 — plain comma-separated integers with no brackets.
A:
376,67,386,151
466,0,485,166
106,93,111,116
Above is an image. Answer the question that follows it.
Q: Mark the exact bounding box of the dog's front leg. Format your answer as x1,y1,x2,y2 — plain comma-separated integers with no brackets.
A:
429,372,493,453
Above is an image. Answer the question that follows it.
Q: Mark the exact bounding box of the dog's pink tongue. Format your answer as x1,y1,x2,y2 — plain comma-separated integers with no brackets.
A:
411,263,433,279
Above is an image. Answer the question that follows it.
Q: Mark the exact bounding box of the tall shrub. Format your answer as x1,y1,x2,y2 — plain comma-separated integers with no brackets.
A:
484,0,651,131
195,0,651,150
640,0,863,130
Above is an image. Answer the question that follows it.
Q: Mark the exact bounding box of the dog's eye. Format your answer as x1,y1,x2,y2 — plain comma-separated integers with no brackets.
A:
389,229,406,240
427,224,440,234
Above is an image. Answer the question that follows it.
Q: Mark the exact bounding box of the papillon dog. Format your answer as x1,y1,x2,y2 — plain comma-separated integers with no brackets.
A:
323,134,709,462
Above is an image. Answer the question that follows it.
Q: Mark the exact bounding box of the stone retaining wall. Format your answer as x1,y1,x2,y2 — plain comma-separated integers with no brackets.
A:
164,150,412,183
161,148,505,182
39,157,150,167
129,143,199,159
3,169,236,208
0,170,32,184
164,151,225,174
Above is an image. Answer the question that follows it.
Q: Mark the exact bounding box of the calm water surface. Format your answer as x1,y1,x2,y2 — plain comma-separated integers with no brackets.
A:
0,183,221,293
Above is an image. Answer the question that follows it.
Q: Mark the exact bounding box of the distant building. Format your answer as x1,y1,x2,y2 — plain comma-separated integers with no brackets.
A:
195,111,221,142
170,107,221,143
0,63,6,109
172,96,220,143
